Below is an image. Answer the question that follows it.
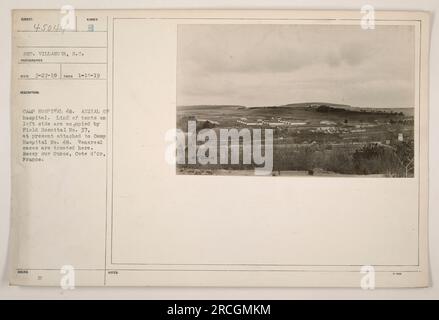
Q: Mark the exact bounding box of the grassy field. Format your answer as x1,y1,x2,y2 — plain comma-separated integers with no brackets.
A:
176,103,415,177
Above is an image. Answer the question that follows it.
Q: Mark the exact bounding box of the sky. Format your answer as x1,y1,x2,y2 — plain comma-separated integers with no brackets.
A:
177,24,415,108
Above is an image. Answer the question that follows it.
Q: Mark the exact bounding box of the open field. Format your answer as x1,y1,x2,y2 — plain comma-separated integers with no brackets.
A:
176,103,415,177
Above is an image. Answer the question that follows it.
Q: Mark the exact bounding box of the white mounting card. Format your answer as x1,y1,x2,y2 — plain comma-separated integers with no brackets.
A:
9,9,430,287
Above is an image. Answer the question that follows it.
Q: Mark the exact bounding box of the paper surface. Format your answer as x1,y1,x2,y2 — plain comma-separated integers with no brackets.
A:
9,9,430,287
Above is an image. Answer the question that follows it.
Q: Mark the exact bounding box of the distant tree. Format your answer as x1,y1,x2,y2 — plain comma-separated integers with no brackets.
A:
394,141,415,177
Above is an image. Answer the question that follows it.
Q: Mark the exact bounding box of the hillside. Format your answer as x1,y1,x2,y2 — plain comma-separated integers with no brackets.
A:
178,102,414,117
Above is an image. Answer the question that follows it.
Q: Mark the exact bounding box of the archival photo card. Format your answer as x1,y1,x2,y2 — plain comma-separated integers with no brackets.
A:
8,10,429,288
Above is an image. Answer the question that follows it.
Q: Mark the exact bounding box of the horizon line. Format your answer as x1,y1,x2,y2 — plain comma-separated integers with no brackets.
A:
177,102,415,109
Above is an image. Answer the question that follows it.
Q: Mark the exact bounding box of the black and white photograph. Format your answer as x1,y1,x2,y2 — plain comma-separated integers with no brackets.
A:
177,24,416,177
